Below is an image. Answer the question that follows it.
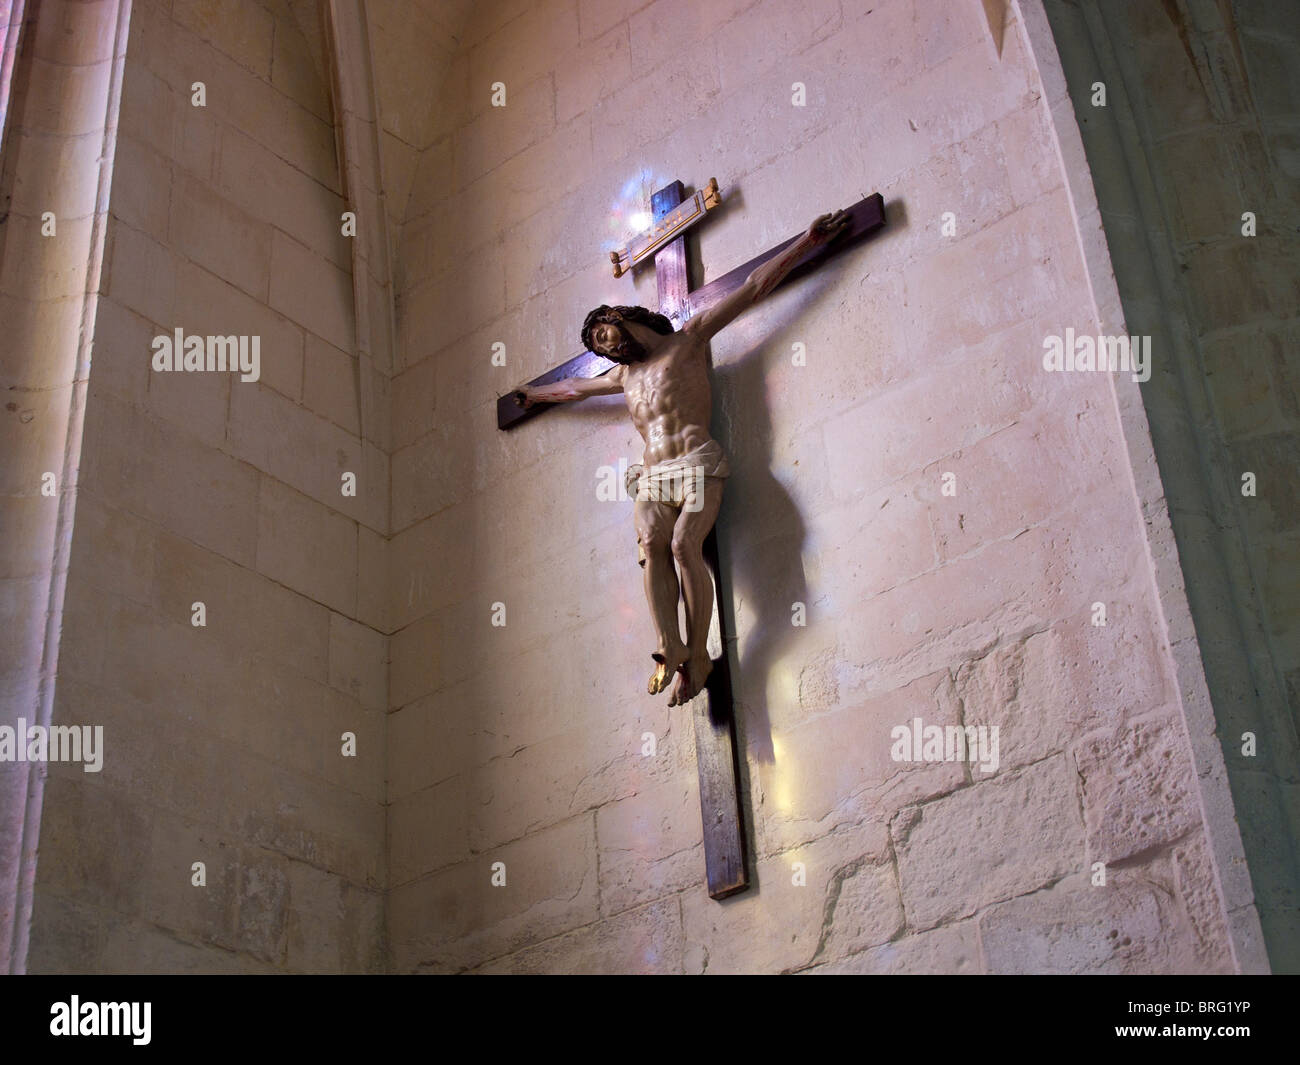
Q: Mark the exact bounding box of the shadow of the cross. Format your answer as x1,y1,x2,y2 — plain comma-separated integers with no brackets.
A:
710,270,841,768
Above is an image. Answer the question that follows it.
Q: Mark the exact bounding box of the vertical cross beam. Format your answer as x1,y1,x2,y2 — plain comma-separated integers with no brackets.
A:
651,181,749,900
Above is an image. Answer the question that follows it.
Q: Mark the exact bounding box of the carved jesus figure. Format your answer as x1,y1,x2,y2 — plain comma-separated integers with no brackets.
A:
515,210,850,706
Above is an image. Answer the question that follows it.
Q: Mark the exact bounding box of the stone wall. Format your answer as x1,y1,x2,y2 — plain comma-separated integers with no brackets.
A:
385,0,1250,972
3,0,1272,975
1043,0,1300,971
8,0,387,972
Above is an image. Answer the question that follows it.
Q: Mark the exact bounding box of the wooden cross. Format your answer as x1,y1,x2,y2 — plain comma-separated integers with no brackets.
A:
498,181,885,899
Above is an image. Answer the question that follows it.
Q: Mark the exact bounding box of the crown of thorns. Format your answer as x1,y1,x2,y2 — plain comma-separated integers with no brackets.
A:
581,305,674,352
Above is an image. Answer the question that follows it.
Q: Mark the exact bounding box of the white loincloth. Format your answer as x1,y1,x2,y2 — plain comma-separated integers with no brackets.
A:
627,438,730,566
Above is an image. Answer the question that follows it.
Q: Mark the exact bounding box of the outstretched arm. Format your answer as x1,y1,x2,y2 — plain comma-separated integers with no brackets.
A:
513,364,626,408
683,210,851,344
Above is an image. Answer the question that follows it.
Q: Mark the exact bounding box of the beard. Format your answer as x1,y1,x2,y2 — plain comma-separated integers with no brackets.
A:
603,324,648,364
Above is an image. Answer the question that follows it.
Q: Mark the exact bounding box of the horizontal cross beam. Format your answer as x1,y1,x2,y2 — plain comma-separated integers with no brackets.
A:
495,192,886,431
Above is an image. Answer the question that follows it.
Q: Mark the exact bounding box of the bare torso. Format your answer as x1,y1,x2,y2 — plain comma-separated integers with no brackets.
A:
622,329,713,466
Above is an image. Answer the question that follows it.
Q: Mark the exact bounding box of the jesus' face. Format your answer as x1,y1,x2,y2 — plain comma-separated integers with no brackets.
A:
591,320,647,364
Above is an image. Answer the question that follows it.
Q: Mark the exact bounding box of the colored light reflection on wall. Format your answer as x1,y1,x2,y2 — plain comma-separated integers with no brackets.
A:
603,169,672,253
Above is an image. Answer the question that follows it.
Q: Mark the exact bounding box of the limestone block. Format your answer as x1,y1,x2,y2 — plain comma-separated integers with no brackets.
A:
578,0,642,43
555,22,630,126
0,293,81,391
390,418,478,530
155,17,339,190
1,212,93,303
229,658,383,802
217,126,350,270
104,221,177,324
31,0,121,65
397,245,505,367
1072,712,1202,864
32,778,152,918
388,611,440,708
105,135,170,244
270,12,331,121
388,775,470,884
928,393,1128,563
227,381,385,532
139,810,240,953
452,73,556,192
172,0,273,78
169,172,273,300
883,19,1036,162
386,689,473,800
1184,238,1300,335
1171,830,1235,971
892,753,1085,930
466,727,634,852
97,918,280,973
168,263,303,401
118,62,175,161
0,578,49,695
811,477,937,607
469,897,684,974
7,132,99,231
390,351,438,452
20,55,114,137
80,394,259,568
593,771,703,914
63,493,156,603
302,334,361,438
1227,431,1300,537
954,602,1170,774
255,475,357,615
680,822,894,973
387,813,598,971
0,377,74,500
370,20,452,148
714,0,843,95
380,131,419,231
356,522,389,633
327,611,387,713
820,324,1052,507
496,146,614,309
231,848,290,963
24,893,108,974
402,136,452,227
997,101,1064,209
978,871,1201,974
832,529,1053,689
918,0,989,69
145,347,231,448
904,191,1076,353
149,526,329,680
285,864,384,972
754,671,966,856
269,231,356,354
587,45,719,170
808,918,981,974
467,1,578,112
791,0,917,114
238,761,384,886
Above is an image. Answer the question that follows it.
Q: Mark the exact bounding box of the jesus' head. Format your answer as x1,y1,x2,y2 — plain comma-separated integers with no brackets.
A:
581,304,675,364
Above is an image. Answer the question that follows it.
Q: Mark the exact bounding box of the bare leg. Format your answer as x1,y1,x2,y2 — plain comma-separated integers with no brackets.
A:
636,499,687,694
667,478,725,706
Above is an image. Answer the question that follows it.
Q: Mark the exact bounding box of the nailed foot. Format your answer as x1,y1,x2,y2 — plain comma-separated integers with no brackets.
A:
648,646,688,696
667,654,713,707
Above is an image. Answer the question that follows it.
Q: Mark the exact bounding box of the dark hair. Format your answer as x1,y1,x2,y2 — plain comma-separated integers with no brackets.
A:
581,304,674,353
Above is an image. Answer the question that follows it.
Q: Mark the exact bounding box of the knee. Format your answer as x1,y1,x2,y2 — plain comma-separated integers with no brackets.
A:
670,532,702,563
640,524,672,556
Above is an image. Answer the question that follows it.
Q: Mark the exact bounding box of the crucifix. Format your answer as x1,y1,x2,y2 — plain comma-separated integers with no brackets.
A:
499,180,885,899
